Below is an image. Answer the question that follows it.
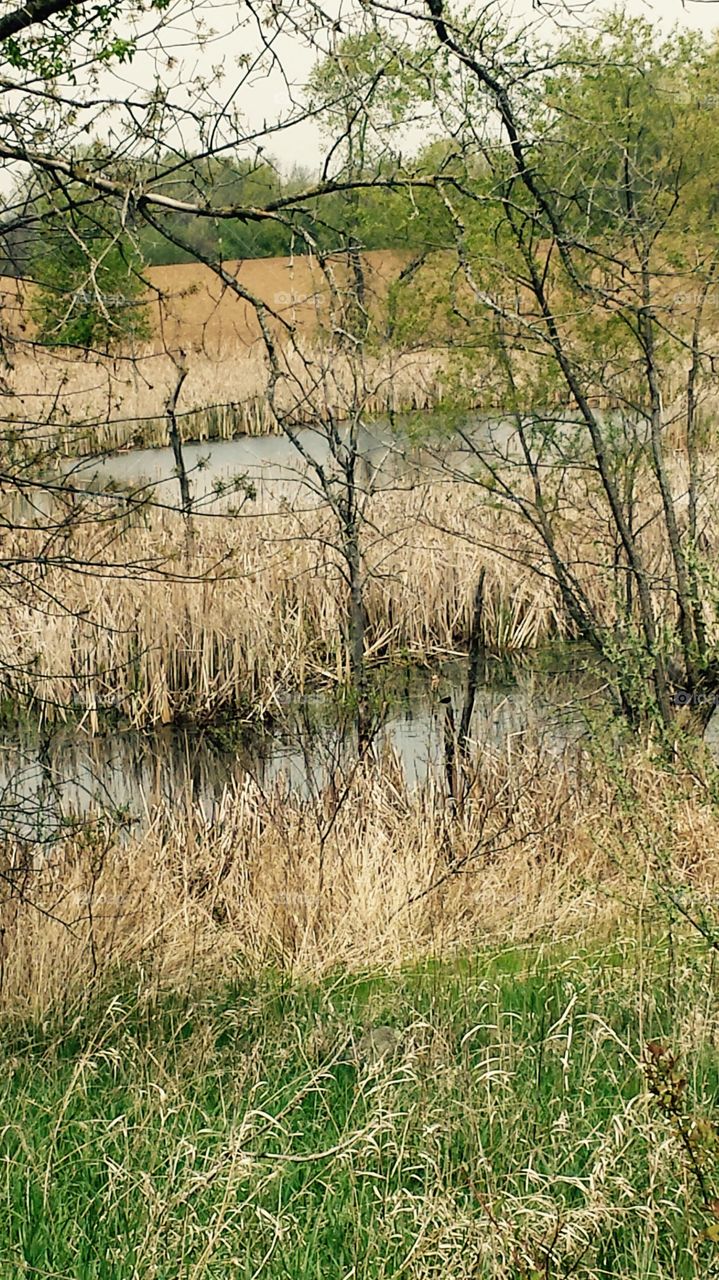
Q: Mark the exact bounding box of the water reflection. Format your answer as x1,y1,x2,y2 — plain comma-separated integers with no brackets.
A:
71,413,518,512
73,421,412,511
1,667,589,838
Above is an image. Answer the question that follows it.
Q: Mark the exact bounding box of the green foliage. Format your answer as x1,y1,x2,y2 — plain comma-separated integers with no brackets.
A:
542,17,719,245
307,29,436,149
135,153,441,265
1,0,167,76
2,936,719,1277
643,1038,719,1235
137,158,302,264
135,31,445,276
31,208,149,350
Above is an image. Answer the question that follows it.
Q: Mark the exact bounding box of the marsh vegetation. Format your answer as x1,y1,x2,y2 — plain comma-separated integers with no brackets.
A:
4,0,719,1274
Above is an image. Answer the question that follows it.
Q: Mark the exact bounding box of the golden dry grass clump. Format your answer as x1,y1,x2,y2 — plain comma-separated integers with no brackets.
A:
2,449,717,729
0,483,565,728
1,734,715,1014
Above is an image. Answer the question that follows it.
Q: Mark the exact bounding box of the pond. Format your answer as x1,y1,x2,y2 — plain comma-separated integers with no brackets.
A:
71,413,518,510
1,658,594,841
5,413,676,841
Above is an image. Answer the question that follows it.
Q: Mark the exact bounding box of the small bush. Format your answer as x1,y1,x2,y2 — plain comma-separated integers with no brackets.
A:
32,212,150,350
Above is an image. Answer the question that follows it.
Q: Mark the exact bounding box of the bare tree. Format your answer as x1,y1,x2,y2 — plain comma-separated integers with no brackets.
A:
0,0,448,757
362,1,719,737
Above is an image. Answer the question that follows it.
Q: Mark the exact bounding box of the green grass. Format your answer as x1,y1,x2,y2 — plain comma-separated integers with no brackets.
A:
2,936,719,1278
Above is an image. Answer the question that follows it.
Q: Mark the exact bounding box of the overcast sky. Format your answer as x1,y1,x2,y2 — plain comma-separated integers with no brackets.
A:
224,0,719,173
5,0,719,184
253,0,719,172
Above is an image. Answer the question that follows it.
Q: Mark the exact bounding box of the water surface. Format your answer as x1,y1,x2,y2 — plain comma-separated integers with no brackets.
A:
72,413,518,511
2,662,592,839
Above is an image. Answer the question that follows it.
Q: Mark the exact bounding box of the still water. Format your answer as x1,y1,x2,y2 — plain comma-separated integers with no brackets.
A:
1,664,590,840
71,414,517,511
7,414,649,839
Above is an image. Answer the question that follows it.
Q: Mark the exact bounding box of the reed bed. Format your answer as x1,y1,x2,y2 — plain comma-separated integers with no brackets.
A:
2,341,447,458
0,482,566,728
0,729,715,1012
3,447,719,728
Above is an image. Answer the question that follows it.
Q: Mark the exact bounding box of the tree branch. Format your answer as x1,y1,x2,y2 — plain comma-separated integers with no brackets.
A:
0,0,87,43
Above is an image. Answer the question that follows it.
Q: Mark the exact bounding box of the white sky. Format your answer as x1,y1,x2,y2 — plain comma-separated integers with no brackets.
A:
257,0,719,171
4,0,719,182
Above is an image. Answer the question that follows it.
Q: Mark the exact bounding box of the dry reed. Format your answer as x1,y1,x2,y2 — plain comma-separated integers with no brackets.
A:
4,444,719,728
0,482,566,727
1,732,716,1014
2,342,447,457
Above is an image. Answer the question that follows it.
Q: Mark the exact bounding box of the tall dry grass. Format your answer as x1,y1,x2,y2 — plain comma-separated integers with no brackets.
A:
0,482,566,727
4,447,719,727
1,732,716,1013
3,342,447,457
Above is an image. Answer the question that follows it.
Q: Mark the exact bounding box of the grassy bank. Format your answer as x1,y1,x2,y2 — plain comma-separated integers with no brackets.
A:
3,933,719,1278
3,710,719,1274
3,733,718,1004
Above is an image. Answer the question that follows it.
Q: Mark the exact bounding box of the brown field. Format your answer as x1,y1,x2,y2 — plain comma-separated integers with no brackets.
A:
145,249,409,355
2,249,408,352
0,250,446,454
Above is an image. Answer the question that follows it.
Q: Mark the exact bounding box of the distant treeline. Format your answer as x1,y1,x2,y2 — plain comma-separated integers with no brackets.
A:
0,151,452,277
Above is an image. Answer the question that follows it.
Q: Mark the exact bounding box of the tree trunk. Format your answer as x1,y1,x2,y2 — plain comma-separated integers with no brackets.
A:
345,520,369,748
165,361,191,518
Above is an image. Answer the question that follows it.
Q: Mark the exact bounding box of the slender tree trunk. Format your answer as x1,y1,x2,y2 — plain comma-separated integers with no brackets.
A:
639,263,697,691
165,360,191,518
345,517,369,748
458,568,486,759
684,258,717,669
441,693,459,814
